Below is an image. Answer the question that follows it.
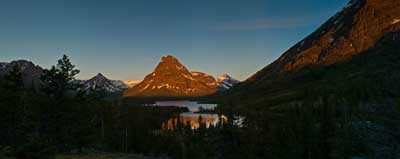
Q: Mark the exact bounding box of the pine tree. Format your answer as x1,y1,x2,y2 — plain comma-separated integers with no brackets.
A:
40,54,80,99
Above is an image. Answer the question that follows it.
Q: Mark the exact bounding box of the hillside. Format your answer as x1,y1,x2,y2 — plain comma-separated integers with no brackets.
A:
231,0,400,106
243,0,400,86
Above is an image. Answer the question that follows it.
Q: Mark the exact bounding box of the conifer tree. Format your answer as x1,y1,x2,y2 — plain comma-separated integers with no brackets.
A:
40,54,80,98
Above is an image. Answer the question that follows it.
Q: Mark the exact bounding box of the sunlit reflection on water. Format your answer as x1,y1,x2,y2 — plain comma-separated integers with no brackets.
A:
162,112,227,130
146,100,217,112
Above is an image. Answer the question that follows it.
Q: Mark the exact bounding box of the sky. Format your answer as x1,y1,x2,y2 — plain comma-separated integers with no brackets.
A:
0,0,348,81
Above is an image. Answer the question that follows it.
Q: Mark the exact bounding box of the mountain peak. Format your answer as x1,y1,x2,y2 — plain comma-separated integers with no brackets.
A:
83,73,127,93
95,73,105,77
154,55,189,74
217,74,240,91
124,56,216,97
91,73,109,81
161,55,179,62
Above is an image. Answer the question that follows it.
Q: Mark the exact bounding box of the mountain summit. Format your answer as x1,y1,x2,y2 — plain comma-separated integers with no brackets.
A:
217,74,240,91
123,55,217,97
81,73,127,93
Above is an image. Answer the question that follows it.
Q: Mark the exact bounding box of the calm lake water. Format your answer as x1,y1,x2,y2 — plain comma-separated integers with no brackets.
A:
145,100,223,129
148,100,217,112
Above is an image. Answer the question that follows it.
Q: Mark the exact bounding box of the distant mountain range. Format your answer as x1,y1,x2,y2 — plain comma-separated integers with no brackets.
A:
123,55,239,97
0,57,238,96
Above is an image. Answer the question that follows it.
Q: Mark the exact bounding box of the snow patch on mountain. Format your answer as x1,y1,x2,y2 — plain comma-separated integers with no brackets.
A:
191,72,201,76
141,84,150,92
183,74,197,81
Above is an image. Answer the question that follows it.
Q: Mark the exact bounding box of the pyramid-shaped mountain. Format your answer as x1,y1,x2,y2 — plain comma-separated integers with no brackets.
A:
81,73,128,93
123,55,217,97
217,74,240,91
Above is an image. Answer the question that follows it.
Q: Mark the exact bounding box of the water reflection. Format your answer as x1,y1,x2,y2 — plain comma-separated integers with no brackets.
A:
162,112,227,130
145,101,230,129
147,101,217,112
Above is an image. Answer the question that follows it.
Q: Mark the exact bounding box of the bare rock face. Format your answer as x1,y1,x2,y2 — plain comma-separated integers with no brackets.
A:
123,55,217,97
247,0,400,83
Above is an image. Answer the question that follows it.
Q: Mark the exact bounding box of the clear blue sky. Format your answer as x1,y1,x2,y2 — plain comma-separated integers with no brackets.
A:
0,0,348,80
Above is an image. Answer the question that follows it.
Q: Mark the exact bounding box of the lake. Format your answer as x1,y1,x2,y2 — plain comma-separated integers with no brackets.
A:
145,100,223,129
147,100,217,112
